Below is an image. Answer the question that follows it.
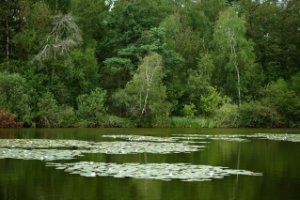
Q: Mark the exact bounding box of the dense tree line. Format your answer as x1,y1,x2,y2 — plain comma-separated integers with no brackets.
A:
0,0,299,128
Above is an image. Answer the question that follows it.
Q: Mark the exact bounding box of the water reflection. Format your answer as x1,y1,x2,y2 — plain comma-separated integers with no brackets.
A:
0,128,300,200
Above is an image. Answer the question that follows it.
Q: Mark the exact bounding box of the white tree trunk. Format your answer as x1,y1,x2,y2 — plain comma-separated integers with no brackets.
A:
230,31,241,107
139,60,160,121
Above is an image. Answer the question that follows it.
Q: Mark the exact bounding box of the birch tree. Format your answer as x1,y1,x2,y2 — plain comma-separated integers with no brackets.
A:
213,7,256,106
113,53,170,126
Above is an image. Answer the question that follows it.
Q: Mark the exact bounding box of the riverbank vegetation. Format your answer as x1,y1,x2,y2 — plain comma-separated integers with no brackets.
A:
0,0,299,128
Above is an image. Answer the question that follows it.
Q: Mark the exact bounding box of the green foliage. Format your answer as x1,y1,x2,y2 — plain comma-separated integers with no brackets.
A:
170,117,217,128
76,88,107,127
183,103,197,119
238,102,283,128
0,0,299,128
0,0,22,61
240,0,300,82
290,72,300,95
261,78,300,126
70,0,107,47
100,115,134,128
213,7,256,104
13,1,52,60
200,87,228,116
214,103,239,128
64,48,100,105
160,13,201,69
0,72,31,124
186,54,214,107
113,53,170,126
35,92,76,127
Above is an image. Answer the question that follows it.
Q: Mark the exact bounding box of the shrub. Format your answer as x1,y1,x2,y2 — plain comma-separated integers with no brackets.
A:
0,72,32,124
170,117,218,128
183,103,197,118
200,86,229,116
214,103,239,127
35,92,76,127
101,115,134,128
238,102,284,127
0,107,23,128
262,78,300,126
76,88,107,127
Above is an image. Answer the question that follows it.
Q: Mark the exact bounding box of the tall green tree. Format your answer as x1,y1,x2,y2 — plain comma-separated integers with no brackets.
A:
13,0,52,60
0,0,22,61
70,0,108,47
239,0,300,82
213,7,256,106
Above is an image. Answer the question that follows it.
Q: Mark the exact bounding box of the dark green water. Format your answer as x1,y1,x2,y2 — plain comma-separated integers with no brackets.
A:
0,128,300,200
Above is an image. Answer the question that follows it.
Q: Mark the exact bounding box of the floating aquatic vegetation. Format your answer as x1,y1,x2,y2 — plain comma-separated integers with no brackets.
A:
102,135,177,142
254,133,300,143
0,139,93,149
102,135,209,145
172,134,251,142
171,133,300,143
0,148,82,161
46,162,262,181
0,139,204,161
80,141,203,154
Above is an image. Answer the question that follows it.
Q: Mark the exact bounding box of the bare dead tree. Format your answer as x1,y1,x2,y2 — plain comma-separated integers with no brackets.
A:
33,14,82,63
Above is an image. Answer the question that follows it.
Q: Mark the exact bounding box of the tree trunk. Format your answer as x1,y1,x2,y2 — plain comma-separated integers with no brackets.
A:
230,31,241,107
138,60,159,121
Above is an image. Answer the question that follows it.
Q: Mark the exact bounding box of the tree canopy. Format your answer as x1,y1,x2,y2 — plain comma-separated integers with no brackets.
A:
0,0,299,127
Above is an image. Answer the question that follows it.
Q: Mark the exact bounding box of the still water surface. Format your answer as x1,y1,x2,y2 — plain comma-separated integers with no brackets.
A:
0,128,300,200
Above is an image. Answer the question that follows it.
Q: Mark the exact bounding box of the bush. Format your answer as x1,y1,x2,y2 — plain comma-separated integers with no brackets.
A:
214,103,239,127
76,88,107,127
262,78,300,126
200,86,229,116
0,107,23,128
238,102,284,127
183,103,197,118
35,92,76,127
0,72,32,124
101,115,133,128
57,106,77,127
170,117,217,128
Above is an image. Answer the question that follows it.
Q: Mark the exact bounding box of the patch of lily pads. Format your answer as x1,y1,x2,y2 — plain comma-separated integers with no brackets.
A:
102,135,209,144
172,133,300,143
0,139,203,161
46,161,262,181
254,133,300,142
102,133,300,144
102,135,177,142
0,148,82,161
102,134,252,143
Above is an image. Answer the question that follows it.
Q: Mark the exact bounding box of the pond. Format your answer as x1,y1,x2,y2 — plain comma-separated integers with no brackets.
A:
0,128,300,200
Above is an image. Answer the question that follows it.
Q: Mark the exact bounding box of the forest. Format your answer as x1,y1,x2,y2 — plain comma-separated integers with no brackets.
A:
0,0,299,128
